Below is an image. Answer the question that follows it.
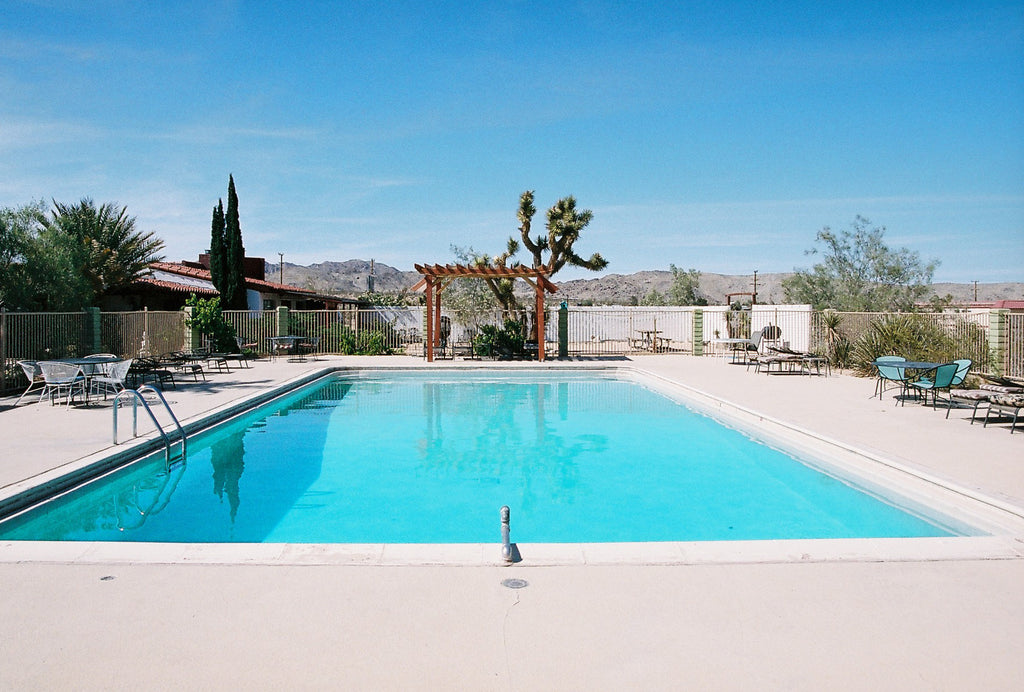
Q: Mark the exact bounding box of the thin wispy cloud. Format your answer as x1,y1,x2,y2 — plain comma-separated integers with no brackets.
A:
1,2,1020,283
0,118,104,149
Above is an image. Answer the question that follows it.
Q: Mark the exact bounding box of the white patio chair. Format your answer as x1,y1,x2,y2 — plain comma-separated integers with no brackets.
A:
84,353,118,375
90,358,134,400
15,360,46,405
38,361,88,407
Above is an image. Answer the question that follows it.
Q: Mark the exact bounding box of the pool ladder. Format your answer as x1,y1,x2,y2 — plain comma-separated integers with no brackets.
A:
112,385,187,465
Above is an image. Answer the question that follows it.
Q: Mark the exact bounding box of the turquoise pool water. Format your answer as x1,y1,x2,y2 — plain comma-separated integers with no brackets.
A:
0,370,957,543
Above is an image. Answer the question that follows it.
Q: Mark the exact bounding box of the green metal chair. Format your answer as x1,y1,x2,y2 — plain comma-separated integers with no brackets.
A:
907,362,959,409
951,359,972,386
874,355,908,400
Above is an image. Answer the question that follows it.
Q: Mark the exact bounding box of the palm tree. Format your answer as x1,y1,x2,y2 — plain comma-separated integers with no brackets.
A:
45,198,165,301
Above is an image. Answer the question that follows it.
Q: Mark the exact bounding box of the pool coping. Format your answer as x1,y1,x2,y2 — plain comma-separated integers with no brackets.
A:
2,362,1023,566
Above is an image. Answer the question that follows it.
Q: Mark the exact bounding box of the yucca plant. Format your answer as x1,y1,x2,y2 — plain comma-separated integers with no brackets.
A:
820,310,852,370
851,314,957,376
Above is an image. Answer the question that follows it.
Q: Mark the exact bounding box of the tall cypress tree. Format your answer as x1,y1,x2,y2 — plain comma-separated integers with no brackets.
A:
209,199,226,293
223,174,247,309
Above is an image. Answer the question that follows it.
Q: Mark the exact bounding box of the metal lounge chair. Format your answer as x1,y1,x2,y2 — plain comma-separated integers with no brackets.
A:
15,360,46,405
158,352,206,381
128,357,177,389
983,393,1024,433
948,382,1024,422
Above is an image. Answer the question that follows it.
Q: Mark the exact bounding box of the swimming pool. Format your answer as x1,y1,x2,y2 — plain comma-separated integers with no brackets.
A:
0,369,972,544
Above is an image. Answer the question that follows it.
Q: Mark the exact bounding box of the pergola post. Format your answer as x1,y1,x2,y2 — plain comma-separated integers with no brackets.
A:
424,276,434,363
535,280,545,361
433,280,443,358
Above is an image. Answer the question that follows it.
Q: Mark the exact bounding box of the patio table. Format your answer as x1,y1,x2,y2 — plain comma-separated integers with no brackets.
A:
53,355,120,372
710,337,756,363
634,330,665,353
872,360,943,372
269,336,306,361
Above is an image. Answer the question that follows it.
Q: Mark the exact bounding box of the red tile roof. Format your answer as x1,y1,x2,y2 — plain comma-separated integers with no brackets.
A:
147,261,317,295
134,276,218,295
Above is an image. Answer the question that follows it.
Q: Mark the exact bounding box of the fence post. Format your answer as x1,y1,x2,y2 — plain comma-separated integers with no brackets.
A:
692,308,703,356
0,308,6,392
276,306,290,337
182,306,201,350
84,307,101,354
989,308,1008,375
558,301,568,359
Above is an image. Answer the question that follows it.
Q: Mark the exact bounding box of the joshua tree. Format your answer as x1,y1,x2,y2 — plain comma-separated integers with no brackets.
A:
476,190,608,316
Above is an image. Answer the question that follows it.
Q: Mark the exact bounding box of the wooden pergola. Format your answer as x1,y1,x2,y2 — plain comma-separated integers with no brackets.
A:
411,263,558,362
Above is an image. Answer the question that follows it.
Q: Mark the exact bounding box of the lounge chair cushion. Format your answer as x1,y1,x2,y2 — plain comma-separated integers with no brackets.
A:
989,393,1024,408
951,389,992,401
979,383,1024,394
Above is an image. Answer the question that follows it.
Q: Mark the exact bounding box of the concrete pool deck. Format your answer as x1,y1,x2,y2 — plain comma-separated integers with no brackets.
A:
1,355,1022,689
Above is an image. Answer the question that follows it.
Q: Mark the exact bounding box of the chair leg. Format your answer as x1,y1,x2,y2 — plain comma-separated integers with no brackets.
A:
15,382,41,405
969,399,985,424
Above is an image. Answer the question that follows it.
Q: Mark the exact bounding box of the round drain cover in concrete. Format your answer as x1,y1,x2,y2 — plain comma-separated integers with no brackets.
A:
501,578,528,589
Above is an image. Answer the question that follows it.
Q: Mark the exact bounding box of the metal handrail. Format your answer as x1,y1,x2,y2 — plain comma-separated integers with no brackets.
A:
112,385,187,465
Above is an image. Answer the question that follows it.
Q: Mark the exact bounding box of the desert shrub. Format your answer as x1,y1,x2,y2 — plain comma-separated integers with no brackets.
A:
725,308,750,339
357,330,388,355
852,313,956,376
816,309,853,370
473,319,525,359
318,323,392,355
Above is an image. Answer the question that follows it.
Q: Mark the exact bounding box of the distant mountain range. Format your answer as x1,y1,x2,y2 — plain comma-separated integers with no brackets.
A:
267,259,1022,306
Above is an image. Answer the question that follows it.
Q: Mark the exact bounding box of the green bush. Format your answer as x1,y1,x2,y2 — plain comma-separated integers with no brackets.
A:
851,313,967,376
184,295,237,352
473,319,526,359
318,323,392,355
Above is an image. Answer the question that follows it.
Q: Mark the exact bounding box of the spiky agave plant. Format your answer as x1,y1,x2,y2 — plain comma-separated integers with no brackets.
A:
851,313,956,376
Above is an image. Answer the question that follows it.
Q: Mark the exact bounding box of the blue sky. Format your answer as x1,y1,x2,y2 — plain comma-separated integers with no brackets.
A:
2,1,1022,283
